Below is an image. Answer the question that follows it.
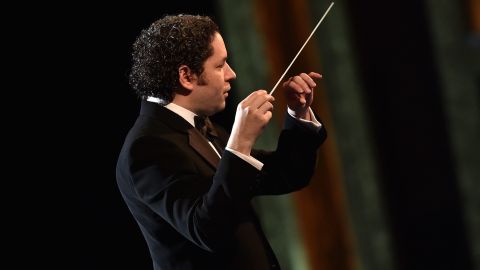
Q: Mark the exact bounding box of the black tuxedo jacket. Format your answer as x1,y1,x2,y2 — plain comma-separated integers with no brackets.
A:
116,100,326,270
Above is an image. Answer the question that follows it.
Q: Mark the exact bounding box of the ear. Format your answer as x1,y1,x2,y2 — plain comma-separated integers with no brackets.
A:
178,65,197,91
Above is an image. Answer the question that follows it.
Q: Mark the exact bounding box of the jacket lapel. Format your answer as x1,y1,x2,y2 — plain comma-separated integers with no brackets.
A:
188,127,220,168
140,101,221,168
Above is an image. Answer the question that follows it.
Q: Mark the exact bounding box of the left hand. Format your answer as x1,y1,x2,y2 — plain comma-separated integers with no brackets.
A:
283,72,322,120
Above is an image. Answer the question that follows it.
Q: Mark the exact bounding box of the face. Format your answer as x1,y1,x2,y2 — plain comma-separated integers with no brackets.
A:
192,32,236,116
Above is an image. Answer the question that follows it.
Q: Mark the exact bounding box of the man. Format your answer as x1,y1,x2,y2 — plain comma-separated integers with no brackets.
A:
116,14,326,269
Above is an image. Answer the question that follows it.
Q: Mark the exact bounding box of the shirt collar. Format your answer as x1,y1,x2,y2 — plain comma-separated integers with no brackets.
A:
146,96,196,127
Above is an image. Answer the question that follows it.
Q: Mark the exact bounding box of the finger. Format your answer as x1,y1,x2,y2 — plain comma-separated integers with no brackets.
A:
258,101,273,114
298,93,306,104
288,81,304,94
242,90,267,107
289,91,306,105
251,91,274,110
300,73,317,88
282,76,293,88
293,75,311,94
308,72,322,79
263,110,273,122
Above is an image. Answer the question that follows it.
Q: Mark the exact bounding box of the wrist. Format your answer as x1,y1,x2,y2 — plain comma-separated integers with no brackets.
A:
288,106,311,120
226,137,253,156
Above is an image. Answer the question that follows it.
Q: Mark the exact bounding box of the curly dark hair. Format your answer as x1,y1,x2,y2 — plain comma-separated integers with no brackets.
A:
129,14,219,102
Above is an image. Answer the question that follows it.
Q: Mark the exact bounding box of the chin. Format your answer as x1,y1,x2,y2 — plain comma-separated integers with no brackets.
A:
213,103,226,114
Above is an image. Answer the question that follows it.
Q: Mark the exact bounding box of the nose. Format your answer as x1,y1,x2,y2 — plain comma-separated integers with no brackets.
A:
225,62,236,81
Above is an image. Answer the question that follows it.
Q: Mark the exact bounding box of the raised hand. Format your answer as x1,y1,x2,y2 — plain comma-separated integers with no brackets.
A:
283,72,322,120
227,90,275,155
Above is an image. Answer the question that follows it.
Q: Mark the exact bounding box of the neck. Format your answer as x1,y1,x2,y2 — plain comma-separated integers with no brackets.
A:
171,97,196,113
172,95,212,117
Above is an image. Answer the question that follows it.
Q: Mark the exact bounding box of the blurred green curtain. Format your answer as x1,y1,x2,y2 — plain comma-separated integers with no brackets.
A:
425,0,480,268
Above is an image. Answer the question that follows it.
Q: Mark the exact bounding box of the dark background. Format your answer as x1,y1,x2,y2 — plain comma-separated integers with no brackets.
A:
345,1,472,269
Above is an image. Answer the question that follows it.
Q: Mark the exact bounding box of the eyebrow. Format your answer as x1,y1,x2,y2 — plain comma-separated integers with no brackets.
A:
216,57,227,66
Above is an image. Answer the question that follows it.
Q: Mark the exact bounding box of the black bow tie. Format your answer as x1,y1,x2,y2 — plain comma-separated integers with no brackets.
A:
194,116,218,141
194,115,223,156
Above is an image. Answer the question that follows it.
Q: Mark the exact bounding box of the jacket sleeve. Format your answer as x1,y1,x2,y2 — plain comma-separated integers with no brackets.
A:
251,111,327,195
128,136,260,252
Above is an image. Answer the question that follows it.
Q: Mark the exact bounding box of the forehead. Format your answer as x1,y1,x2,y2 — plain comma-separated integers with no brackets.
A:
210,32,227,58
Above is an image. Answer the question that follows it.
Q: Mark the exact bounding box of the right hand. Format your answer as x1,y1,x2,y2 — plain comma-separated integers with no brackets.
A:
227,90,274,155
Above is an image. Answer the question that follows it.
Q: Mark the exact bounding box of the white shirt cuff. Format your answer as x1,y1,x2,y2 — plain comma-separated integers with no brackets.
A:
287,107,322,132
225,147,264,171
